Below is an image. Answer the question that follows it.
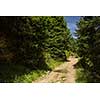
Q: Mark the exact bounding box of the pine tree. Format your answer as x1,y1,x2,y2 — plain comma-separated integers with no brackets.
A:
0,16,70,70
76,16,100,82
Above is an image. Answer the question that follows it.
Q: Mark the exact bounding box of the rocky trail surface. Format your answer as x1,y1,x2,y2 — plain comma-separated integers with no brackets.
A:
33,56,78,83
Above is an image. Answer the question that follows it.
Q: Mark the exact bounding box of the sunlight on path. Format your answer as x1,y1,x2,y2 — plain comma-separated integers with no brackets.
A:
33,56,78,83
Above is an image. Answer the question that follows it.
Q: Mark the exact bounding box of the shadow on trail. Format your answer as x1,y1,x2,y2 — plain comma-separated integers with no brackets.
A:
54,69,67,73
73,63,78,69
66,59,70,62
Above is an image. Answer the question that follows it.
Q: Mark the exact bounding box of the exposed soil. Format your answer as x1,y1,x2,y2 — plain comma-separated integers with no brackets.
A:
33,56,78,83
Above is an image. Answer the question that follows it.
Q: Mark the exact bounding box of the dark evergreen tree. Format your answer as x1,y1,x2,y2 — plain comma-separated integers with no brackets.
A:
76,16,100,82
0,16,70,70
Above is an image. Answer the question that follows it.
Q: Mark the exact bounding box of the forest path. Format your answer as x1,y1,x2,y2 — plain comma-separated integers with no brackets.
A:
33,56,78,83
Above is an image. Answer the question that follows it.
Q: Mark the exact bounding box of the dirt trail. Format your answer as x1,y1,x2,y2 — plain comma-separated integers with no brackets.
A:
33,56,78,83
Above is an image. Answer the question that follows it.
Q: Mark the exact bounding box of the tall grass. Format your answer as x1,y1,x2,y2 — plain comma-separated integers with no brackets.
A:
13,70,47,83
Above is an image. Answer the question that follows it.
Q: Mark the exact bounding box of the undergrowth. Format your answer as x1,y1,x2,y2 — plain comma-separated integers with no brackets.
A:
0,53,64,83
13,57,63,83
76,68,88,83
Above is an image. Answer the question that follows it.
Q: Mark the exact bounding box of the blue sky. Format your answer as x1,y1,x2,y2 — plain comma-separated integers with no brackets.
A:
64,16,80,38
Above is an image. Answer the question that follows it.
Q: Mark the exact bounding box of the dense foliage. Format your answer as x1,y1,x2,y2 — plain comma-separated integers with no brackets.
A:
0,16,70,82
76,16,100,82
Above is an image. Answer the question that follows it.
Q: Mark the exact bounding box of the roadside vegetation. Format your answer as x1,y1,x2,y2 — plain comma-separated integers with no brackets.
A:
75,16,100,82
0,16,72,82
